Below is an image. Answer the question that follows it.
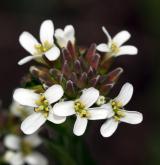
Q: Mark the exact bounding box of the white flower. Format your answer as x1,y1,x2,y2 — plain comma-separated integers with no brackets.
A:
55,25,75,48
13,85,66,135
100,83,143,137
96,26,138,57
18,20,60,65
10,101,33,119
53,87,108,136
3,134,48,165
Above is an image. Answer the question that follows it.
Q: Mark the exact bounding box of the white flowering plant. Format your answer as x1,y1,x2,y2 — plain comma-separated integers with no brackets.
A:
0,19,143,165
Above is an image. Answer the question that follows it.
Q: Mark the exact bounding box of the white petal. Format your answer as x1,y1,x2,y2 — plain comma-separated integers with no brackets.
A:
13,88,40,107
45,46,60,61
113,31,131,46
101,103,114,118
55,29,66,47
8,152,24,165
18,56,35,65
25,152,48,165
114,83,133,106
55,25,75,48
120,110,143,124
100,118,119,137
64,25,75,44
24,134,42,148
88,108,108,120
10,101,24,117
44,84,64,104
4,134,20,150
96,43,109,52
79,87,99,108
40,20,54,45
18,55,42,65
4,151,16,163
102,26,112,42
55,29,64,38
47,112,66,124
117,45,138,56
53,101,75,116
21,113,46,135
19,32,39,55
73,116,88,136
10,101,34,118
10,101,34,119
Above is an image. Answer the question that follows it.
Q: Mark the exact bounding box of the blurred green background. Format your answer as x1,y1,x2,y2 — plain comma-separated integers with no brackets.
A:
0,0,160,164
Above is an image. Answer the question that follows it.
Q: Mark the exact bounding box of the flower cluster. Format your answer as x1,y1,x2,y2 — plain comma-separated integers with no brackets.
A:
0,101,48,165
13,19,143,138
3,134,48,165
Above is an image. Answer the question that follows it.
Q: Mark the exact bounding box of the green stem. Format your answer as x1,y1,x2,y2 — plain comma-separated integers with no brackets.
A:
44,119,95,165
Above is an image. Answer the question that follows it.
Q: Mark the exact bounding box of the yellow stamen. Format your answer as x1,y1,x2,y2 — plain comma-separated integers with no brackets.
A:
34,41,53,55
110,42,120,54
111,100,125,121
34,94,50,117
74,100,90,118
21,140,32,156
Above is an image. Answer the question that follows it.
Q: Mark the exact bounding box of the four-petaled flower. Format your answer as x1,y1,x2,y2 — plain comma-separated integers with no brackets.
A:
13,85,65,135
4,134,48,165
100,83,143,137
53,87,108,136
18,20,60,65
55,25,75,48
96,26,138,57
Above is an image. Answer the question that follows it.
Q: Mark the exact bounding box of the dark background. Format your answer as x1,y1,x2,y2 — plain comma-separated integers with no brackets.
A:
0,0,160,164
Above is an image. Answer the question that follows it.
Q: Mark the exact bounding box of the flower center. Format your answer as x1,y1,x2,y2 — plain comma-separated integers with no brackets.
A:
111,100,125,121
34,41,53,55
110,42,120,54
35,94,49,118
21,140,32,156
74,101,90,118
